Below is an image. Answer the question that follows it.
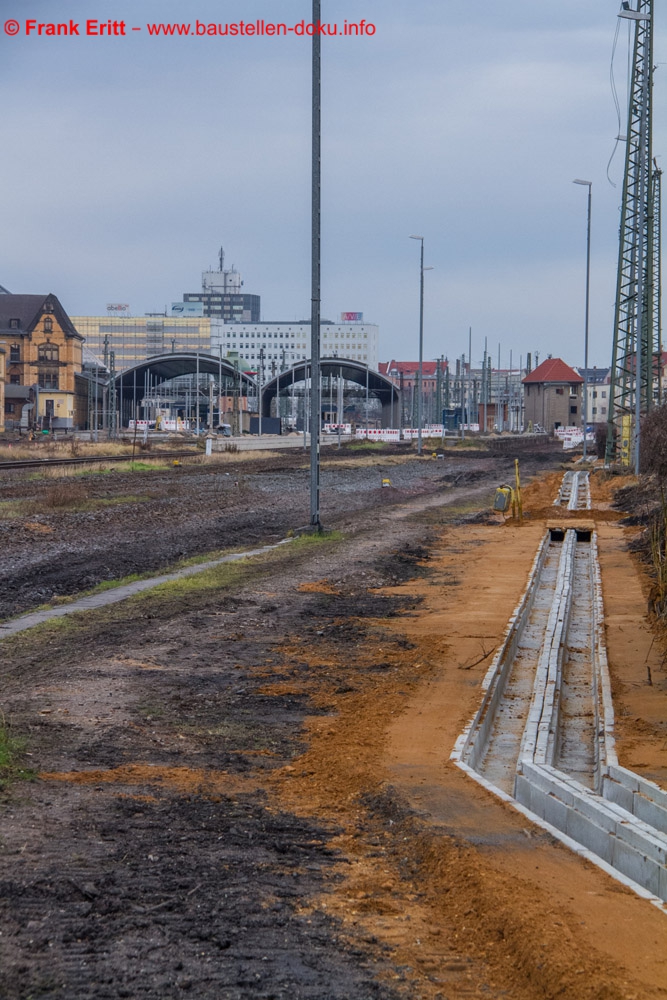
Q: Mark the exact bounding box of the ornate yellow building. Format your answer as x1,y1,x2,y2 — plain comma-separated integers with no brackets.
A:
0,293,83,429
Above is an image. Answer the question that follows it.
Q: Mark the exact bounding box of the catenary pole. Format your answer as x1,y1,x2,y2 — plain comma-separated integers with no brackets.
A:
574,179,592,459
309,0,322,528
409,234,425,454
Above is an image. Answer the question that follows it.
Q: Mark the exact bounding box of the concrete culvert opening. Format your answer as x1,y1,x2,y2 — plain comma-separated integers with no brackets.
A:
549,528,565,542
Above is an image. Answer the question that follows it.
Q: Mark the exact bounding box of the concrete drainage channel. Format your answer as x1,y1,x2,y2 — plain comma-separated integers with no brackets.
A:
553,468,592,511
452,471,667,912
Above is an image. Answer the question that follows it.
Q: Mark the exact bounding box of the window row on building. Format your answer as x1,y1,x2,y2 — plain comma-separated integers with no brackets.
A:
210,320,379,371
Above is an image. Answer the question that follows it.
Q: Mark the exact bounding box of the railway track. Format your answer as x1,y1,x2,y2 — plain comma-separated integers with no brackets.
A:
0,449,199,472
453,472,667,909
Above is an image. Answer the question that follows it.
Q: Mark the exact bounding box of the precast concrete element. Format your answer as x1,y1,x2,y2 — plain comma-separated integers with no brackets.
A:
553,536,599,787
515,762,667,903
518,530,577,771
452,523,667,909
451,533,551,787
553,470,591,510
602,765,667,834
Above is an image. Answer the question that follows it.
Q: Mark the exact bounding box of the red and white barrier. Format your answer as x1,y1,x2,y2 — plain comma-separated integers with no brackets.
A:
323,423,351,434
555,427,594,450
354,428,401,442
402,425,451,439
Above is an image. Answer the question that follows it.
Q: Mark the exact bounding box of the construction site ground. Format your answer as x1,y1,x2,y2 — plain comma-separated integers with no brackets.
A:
0,445,666,999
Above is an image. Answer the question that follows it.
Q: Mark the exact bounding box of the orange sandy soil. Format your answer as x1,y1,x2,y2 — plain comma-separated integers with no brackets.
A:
28,466,667,998
266,469,667,1000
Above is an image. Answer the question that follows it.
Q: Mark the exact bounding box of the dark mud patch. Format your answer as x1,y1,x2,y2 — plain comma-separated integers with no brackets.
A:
440,469,493,488
0,506,297,619
373,542,432,586
0,788,401,1000
300,591,420,621
453,509,498,526
361,786,419,828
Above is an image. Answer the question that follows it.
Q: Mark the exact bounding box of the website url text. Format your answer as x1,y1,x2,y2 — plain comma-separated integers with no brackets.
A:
4,19,376,38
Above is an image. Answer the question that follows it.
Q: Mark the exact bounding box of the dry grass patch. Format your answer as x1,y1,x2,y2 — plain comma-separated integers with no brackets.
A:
0,440,135,462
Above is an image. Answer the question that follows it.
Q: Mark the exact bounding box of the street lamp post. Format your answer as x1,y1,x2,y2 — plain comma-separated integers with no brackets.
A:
310,0,322,528
409,235,433,456
573,179,592,460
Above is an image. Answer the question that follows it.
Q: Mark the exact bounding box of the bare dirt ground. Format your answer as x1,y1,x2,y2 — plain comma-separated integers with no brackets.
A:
0,445,541,619
0,445,666,999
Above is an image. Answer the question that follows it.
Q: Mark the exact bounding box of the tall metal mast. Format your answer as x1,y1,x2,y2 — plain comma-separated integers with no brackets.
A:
651,161,663,403
309,0,322,528
606,0,658,469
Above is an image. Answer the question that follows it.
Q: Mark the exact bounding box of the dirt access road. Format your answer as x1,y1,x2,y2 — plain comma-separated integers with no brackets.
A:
0,447,665,999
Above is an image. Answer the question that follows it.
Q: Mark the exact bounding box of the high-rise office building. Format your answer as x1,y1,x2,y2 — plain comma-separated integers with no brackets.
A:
178,247,260,323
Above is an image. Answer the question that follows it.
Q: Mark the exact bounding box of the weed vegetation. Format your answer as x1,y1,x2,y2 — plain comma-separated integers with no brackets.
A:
0,716,35,790
448,437,487,449
346,441,387,452
141,531,341,603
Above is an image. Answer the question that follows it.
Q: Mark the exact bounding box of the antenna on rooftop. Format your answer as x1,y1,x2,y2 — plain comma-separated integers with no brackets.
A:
219,246,225,273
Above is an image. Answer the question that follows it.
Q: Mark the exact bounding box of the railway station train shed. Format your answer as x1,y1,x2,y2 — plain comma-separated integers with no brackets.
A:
112,352,257,428
260,358,400,428
522,357,583,434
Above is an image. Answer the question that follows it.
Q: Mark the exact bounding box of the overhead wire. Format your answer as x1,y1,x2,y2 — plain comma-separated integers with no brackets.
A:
607,15,631,187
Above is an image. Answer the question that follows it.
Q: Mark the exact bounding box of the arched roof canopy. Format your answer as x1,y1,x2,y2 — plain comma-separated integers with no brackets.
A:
112,353,257,395
261,358,399,418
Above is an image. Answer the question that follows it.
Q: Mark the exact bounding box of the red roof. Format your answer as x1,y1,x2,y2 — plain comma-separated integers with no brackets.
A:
522,358,583,384
380,360,446,377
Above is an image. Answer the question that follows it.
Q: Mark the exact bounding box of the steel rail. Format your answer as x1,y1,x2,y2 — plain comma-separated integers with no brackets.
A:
0,450,201,472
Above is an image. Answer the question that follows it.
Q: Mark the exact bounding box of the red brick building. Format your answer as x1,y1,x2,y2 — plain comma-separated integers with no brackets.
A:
522,358,583,434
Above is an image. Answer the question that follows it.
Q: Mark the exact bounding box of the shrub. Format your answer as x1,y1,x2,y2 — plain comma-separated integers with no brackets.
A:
640,404,667,477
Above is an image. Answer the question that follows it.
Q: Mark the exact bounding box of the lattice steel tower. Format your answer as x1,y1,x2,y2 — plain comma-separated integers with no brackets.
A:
606,0,661,469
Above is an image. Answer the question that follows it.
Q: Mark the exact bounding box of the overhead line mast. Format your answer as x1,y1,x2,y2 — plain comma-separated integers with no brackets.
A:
606,0,660,469
651,159,663,405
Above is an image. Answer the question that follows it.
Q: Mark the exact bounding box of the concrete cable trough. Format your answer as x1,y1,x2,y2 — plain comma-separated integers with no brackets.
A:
553,469,591,511
452,472,667,910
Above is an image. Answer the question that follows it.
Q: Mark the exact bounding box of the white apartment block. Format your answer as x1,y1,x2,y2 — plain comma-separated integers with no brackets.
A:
210,319,379,372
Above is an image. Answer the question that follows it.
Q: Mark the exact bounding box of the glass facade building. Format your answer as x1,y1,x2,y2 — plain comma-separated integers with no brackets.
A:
71,315,212,371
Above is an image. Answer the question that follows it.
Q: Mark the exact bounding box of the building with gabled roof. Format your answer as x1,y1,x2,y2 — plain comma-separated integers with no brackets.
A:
522,357,583,434
0,292,83,430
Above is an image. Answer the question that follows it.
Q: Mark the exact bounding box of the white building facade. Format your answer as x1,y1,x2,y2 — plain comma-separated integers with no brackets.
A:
210,319,379,372
577,367,611,426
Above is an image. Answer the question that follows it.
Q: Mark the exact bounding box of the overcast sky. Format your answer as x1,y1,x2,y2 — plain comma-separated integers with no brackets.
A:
1,1,663,369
